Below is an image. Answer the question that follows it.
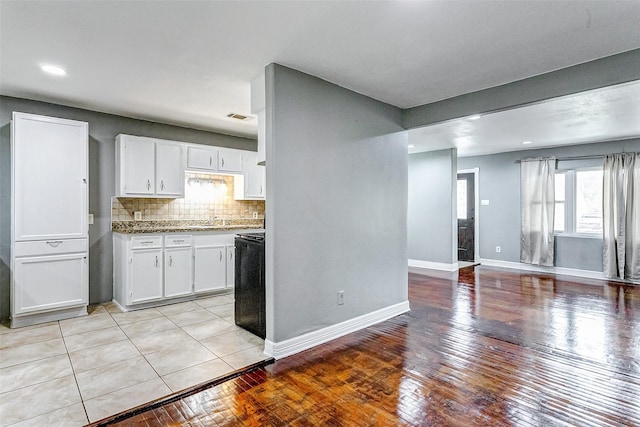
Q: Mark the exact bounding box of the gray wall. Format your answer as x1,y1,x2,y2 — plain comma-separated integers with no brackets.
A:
265,64,408,343
408,149,457,264
0,96,255,321
456,139,640,271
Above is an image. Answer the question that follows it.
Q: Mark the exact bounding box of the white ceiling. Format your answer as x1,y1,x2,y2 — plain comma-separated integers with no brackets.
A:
1,1,640,141
408,80,640,157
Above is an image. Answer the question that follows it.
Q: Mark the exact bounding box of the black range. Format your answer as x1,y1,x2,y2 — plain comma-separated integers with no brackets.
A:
234,232,265,339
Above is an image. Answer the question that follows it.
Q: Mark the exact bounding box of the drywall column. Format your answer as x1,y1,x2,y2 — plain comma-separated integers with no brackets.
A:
264,64,408,355
407,149,458,269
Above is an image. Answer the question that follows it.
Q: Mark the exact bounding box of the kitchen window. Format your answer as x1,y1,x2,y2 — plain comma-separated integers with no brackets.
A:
554,167,603,236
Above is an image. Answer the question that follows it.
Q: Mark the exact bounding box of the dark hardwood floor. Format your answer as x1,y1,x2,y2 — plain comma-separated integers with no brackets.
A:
103,266,640,426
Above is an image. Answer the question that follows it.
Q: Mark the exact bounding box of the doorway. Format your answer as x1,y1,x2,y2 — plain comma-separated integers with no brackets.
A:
457,170,478,262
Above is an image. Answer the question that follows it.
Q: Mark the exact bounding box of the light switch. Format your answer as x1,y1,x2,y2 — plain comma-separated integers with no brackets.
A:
481,200,490,206
88,214,94,225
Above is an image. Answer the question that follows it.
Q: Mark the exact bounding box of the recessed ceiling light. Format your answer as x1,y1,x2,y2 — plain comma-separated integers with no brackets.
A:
40,64,66,76
522,140,533,145
408,144,416,149
468,114,481,120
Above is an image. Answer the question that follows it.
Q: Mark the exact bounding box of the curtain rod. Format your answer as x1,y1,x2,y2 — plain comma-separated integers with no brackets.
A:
515,154,605,164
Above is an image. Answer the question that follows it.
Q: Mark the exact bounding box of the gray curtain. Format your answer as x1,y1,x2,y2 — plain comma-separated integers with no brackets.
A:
603,152,640,280
521,158,556,266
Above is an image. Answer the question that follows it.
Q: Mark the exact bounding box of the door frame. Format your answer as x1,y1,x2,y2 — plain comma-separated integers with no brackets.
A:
457,168,479,262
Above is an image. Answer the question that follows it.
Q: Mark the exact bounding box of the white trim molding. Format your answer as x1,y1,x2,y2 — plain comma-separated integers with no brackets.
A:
478,258,608,282
457,167,480,262
479,258,640,285
264,300,410,360
409,259,458,272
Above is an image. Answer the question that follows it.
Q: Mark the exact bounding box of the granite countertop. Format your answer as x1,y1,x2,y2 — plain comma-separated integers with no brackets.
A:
112,219,264,234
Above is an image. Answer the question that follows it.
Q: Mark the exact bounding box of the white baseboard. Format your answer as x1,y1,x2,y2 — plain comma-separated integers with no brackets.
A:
478,258,609,282
11,306,88,328
408,259,458,272
264,300,410,360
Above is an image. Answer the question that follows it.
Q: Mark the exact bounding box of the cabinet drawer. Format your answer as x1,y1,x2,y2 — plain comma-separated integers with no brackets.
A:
14,239,88,257
131,236,163,249
165,235,192,247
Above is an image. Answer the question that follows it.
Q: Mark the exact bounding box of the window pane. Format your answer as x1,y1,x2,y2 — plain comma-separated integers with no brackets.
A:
555,172,565,201
457,179,467,220
554,202,565,232
575,169,603,234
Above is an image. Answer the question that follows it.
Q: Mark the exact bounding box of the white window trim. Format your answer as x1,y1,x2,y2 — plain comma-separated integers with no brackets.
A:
554,166,603,239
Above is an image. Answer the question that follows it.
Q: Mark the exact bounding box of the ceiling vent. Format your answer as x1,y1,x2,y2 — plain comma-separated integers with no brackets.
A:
226,113,254,121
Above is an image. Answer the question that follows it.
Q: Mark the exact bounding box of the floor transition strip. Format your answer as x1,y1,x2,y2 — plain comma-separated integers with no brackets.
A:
86,358,275,426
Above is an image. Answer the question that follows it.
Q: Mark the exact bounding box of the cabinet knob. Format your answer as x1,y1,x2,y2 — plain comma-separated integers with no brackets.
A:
82,178,87,184
219,251,223,262
155,256,158,267
209,156,212,167
161,180,164,190
147,179,151,190
222,158,225,168
169,255,173,266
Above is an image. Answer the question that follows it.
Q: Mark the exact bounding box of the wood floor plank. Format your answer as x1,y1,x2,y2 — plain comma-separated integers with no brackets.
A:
99,266,640,426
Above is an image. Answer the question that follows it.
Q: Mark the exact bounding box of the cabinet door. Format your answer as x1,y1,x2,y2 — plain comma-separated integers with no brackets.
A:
156,143,184,196
193,246,226,293
226,245,235,288
187,146,217,170
245,163,266,199
218,149,242,172
123,138,155,195
129,249,163,304
13,113,88,241
13,253,87,315
164,247,193,298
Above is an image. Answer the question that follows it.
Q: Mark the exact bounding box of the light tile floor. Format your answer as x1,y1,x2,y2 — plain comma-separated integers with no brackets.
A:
0,294,267,426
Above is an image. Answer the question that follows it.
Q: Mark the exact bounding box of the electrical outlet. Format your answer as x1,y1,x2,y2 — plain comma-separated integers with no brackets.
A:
134,211,142,221
496,246,501,253
88,214,94,225
337,290,345,305
253,211,258,219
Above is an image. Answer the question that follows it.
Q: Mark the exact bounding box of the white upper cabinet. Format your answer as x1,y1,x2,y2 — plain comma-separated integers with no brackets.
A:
218,149,243,172
187,146,242,173
156,143,184,196
13,113,88,241
116,135,184,198
234,151,265,200
187,146,217,171
121,137,155,196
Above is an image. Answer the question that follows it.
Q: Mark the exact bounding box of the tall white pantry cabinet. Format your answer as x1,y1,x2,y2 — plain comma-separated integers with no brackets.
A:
10,112,89,327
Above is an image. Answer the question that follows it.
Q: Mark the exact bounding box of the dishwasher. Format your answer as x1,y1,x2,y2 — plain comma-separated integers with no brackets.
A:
234,232,265,339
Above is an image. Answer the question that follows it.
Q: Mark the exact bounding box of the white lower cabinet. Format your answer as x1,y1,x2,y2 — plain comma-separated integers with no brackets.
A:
13,252,87,315
226,245,235,288
194,246,226,293
130,249,163,304
114,231,246,311
164,247,193,298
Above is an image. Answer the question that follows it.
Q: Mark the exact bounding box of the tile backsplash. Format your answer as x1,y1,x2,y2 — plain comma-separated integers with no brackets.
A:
112,172,265,221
